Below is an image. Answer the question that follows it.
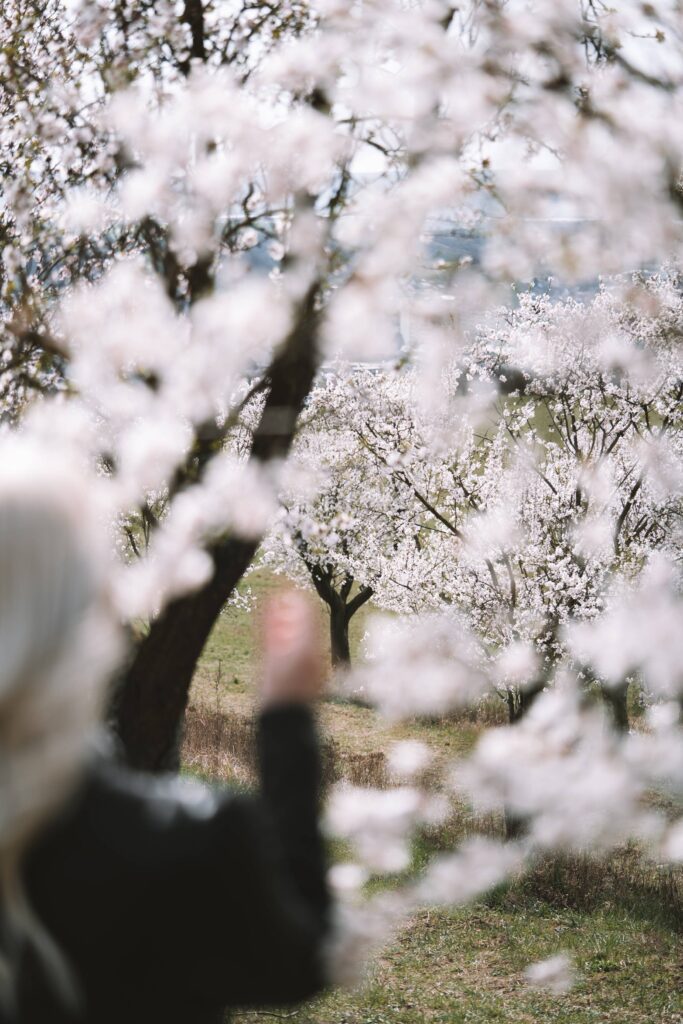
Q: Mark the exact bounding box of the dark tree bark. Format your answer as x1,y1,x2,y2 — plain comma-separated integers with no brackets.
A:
114,282,321,772
179,0,206,74
329,595,351,667
506,678,546,725
325,584,373,668
601,681,630,733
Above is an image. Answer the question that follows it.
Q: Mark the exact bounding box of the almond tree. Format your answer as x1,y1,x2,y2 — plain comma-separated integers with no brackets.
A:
260,370,421,666
331,277,682,728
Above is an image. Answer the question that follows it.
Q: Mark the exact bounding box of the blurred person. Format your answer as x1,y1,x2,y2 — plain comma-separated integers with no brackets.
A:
0,445,331,1023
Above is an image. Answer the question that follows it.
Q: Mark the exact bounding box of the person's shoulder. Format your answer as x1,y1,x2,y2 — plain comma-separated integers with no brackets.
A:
83,753,250,868
92,756,224,823
27,733,250,884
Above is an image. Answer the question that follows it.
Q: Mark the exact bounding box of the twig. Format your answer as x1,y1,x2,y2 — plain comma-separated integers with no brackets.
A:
233,1012,299,1020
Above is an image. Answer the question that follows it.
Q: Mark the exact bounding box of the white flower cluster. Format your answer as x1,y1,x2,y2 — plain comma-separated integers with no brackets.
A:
327,782,447,875
346,613,490,719
524,953,575,995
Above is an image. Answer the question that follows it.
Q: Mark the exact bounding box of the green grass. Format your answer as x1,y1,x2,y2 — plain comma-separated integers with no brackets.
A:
187,568,682,1024
197,568,276,697
281,902,681,1024
229,886,681,1024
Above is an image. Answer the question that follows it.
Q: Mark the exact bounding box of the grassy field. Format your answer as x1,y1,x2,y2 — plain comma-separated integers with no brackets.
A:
185,569,683,1024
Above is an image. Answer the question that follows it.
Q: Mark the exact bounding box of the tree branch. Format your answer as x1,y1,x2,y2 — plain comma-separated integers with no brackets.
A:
345,584,373,620
114,281,322,771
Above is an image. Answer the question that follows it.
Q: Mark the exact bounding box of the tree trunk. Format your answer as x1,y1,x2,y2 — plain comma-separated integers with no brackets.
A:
112,537,256,771
507,679,546,725
602,681,630,733
329,599,351,667
328,585,373,669
504,808,526,841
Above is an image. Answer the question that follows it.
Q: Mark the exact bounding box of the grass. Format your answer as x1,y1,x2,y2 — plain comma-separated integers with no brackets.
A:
285,902,682,1024
185,568,683,1024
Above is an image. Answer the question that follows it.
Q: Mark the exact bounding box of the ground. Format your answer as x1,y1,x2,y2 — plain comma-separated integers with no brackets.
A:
184,569,683,1024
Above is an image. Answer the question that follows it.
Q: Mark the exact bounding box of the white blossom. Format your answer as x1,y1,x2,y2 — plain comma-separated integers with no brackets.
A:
525,953,575,995
387,740,433,781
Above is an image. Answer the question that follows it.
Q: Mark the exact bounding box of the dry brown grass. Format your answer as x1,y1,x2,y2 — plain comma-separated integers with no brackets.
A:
183,704,258,787
516,848,683,930
182,703,391,791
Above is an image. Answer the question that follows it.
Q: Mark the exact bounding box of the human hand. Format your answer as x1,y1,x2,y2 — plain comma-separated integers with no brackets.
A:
259,590,325,709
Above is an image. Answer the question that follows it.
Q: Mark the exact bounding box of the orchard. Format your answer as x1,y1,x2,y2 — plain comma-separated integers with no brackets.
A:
1,1,682,1020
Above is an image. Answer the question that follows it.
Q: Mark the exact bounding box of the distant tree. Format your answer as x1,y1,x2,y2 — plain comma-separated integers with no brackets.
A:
261,375,398,667
332,280,682,728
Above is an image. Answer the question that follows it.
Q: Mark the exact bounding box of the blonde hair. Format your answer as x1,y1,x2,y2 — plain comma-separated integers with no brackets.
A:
0,440,122,1012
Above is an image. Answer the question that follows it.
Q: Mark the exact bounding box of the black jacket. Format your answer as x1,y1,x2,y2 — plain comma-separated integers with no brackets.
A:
13,705,330,1024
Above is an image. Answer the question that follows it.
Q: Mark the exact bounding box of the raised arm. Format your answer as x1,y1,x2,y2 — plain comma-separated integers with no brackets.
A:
186,592,332,1010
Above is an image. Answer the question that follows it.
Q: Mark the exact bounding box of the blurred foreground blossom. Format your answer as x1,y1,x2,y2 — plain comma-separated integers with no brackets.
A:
326,783,443,874
456,683,662,852
345,614,489,719
524,953,575,995
387,741,433,781
417,838,526,906
567,555,683,699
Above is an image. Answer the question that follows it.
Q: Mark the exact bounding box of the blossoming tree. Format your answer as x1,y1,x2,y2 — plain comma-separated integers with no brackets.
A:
260,368,436,666
318,280,682,729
